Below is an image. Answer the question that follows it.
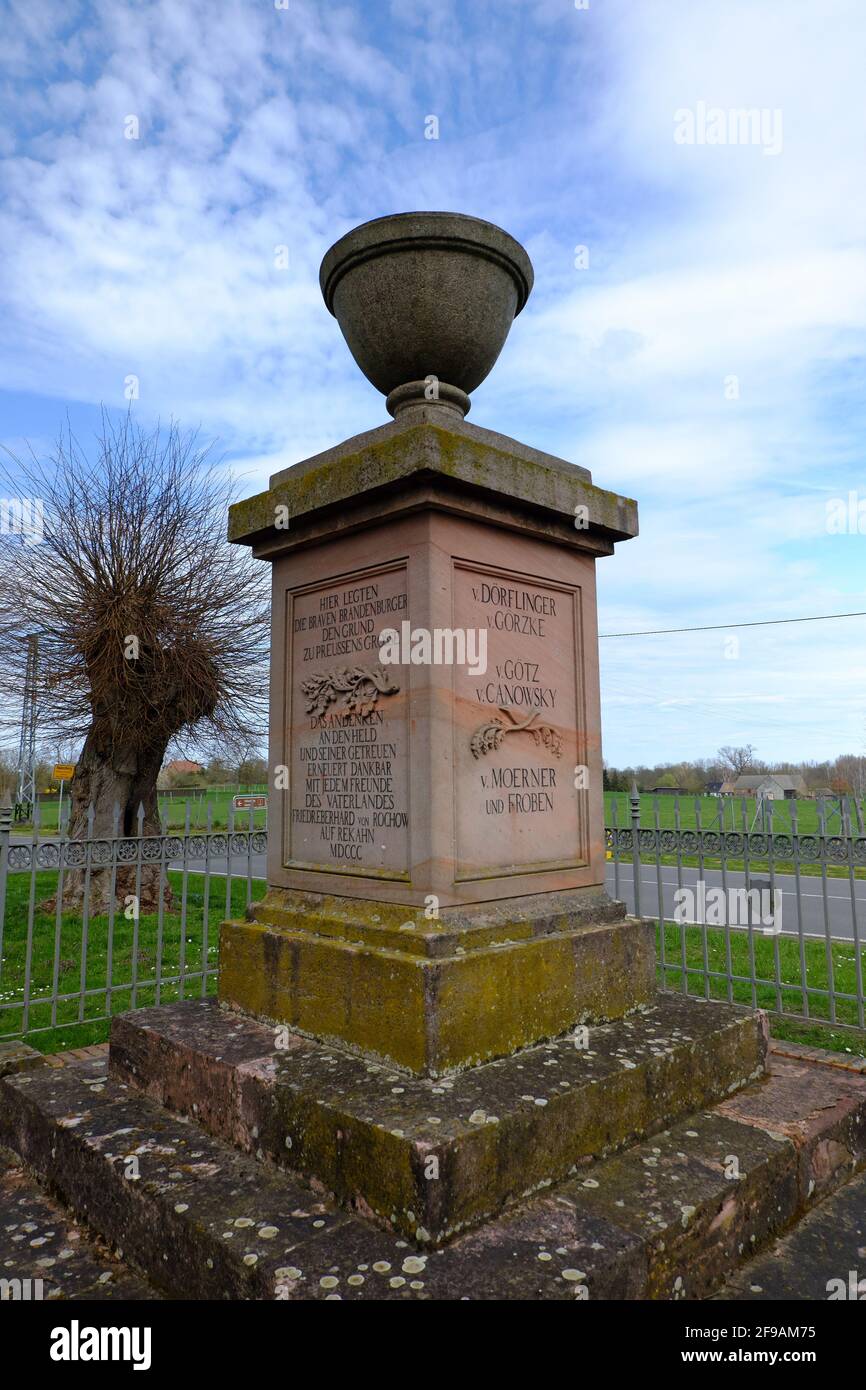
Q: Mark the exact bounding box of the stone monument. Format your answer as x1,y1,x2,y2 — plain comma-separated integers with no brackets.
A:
166,212,763,1243
3,217,844,1303
219,212,651,1074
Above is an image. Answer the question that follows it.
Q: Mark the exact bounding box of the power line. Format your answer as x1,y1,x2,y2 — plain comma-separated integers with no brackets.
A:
599,610,866,638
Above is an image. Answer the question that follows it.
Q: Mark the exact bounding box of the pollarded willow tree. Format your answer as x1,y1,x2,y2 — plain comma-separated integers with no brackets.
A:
0,413,269,909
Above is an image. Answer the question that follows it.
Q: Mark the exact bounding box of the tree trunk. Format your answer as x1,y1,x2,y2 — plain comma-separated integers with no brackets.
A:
51,726,173,914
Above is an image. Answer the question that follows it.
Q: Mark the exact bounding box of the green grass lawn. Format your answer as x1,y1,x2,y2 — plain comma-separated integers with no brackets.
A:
17,787,268,835
604,791,862,836
0,869,267,1054
656,920,866,1059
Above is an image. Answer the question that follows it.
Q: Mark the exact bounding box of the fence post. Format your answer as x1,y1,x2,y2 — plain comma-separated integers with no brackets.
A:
630,779,642,920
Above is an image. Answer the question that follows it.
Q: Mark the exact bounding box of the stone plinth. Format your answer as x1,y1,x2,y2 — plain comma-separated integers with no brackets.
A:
221,888,653,1074
108,994,769,1247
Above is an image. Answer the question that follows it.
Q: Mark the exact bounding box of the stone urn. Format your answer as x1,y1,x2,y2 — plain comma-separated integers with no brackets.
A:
319,211,534,418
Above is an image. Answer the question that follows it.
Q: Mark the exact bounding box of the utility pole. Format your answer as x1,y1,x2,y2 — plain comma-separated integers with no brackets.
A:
15,633,38,822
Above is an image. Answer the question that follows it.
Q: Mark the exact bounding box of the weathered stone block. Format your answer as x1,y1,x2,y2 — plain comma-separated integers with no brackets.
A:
0,1041,46,1080
110,992,768,1245
565,1109,798,1300
219,890,653,1074
717,1052,866,1204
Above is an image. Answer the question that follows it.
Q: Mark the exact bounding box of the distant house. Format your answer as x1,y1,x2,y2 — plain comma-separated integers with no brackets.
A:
704,780,724,795
648,786,689,796
724,773,808,801
161,759,205,781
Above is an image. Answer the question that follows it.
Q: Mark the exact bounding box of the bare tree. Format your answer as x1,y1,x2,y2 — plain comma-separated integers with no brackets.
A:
0,413,269,909
717,745,757,777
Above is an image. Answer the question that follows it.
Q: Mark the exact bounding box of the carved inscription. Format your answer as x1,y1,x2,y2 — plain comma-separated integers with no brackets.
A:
454,566,582,876
289,568,409,874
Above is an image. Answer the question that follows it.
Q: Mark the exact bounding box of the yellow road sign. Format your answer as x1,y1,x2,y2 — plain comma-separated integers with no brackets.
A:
53,764,75,781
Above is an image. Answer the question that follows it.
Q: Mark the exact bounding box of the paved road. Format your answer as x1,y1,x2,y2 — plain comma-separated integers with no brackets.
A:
607,860,865,944
183,849,864,945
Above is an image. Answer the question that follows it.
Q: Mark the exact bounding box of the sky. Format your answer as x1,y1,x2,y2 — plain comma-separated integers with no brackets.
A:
1,0,865,768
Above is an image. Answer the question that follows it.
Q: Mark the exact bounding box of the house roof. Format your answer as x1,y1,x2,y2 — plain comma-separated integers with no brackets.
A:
732,773,806,791
164,759,204,774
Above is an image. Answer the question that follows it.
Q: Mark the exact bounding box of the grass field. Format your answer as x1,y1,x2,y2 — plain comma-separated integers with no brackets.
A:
1,868,864,1060
604,791,863,835
19,789,859,837
17,786,269,835
0,869,268,1054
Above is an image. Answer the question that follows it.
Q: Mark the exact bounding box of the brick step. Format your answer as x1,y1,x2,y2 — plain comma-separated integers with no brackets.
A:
109,992,768,1245
1,1038,864,1299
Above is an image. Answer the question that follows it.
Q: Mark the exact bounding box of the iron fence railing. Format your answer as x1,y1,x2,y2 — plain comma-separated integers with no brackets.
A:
2,785,864,1045
607,792,866,1032
0,799,267,1041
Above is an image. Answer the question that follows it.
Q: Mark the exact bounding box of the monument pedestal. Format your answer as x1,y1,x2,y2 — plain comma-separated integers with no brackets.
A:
197,392,769,1246
218,402,643,1077
220,888,653,1075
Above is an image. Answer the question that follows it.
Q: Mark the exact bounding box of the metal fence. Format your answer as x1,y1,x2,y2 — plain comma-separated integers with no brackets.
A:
2,787,865,1045
607,790,866,1032
0,799,267,1042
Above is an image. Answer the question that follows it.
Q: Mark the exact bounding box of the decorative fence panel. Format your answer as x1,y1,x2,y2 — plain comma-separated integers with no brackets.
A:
0,799,267,1042
2,787,865,1044
606,792,866,1033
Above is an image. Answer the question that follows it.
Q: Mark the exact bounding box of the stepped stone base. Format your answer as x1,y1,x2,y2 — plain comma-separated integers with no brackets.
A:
0,1144,158,1301
218,889,653,1075
109,992,767,1244
2,1037,865,1300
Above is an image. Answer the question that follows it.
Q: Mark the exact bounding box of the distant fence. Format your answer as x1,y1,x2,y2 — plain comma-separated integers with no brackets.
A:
0,800,267,1042
607,791,866,1033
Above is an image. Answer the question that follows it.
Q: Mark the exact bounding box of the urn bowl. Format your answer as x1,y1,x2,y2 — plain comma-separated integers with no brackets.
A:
319,212,534,416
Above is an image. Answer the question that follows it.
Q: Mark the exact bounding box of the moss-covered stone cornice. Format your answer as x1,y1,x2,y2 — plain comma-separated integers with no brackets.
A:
228,412,638,550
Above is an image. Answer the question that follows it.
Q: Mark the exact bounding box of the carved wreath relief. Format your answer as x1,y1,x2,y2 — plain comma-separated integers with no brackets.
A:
470,706,563,760
300,663,400,720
